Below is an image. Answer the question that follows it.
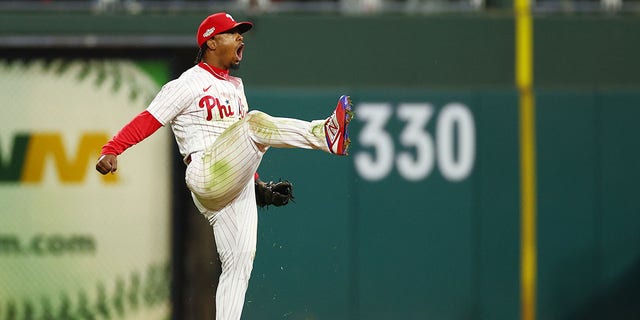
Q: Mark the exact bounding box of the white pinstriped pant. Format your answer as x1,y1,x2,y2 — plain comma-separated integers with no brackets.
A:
186,110,328,320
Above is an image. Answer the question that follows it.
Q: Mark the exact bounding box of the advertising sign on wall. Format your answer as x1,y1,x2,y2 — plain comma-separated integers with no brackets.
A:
0,59,172,319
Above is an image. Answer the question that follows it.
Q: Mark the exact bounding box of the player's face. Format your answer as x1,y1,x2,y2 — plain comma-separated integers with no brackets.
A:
212,28,246,70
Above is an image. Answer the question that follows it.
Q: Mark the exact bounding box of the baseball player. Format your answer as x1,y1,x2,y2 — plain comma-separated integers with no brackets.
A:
95,12,352,320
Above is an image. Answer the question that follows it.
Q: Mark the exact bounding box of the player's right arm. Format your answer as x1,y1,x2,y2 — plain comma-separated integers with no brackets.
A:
96,78,191,176
95,110,162,175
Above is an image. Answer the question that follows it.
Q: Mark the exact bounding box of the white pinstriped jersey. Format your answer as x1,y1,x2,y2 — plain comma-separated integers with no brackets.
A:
147,64,249,162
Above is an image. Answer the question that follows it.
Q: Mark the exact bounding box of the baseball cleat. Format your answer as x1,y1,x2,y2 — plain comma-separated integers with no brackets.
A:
324,95,354,156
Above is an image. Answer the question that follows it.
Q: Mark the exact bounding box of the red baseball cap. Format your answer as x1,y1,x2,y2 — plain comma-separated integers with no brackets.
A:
197,12,253,46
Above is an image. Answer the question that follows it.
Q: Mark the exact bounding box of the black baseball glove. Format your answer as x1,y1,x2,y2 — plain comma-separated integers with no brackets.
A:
255,179,294,208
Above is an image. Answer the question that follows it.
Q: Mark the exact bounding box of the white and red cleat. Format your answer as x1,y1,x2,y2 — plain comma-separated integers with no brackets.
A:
324,95,354,156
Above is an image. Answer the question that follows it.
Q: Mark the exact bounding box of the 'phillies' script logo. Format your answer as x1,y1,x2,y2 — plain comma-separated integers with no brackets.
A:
199,95,235,120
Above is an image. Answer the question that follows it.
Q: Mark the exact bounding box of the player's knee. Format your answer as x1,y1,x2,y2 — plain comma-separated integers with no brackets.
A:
246,111,274,152
247,110,266,117
248,110,277,123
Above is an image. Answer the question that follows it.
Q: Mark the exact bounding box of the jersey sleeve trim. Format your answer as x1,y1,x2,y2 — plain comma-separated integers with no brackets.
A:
101,110,163,156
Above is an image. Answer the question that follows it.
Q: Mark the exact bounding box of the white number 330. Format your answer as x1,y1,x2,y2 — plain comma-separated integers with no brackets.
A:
354,102,476,182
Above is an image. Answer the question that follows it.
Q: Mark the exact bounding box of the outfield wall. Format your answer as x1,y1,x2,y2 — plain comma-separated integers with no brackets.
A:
242,88,640,320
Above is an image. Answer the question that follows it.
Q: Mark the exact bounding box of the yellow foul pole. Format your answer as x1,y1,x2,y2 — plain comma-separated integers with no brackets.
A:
515,0,537,319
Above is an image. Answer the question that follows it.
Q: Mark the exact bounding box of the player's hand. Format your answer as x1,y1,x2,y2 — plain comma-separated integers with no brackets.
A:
96,154,118,175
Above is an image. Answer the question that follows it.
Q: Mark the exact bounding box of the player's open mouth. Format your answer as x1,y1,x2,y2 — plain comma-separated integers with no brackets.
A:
236,44,245,61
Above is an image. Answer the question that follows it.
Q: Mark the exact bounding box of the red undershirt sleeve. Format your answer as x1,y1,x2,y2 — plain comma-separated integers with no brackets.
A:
101,110,163,156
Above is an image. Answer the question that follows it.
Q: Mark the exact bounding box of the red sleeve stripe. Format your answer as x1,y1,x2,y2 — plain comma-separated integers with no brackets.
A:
101,110,163,156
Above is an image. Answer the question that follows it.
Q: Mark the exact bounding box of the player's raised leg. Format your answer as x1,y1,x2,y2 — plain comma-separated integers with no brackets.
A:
247,95,353,155
186,95,353,212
